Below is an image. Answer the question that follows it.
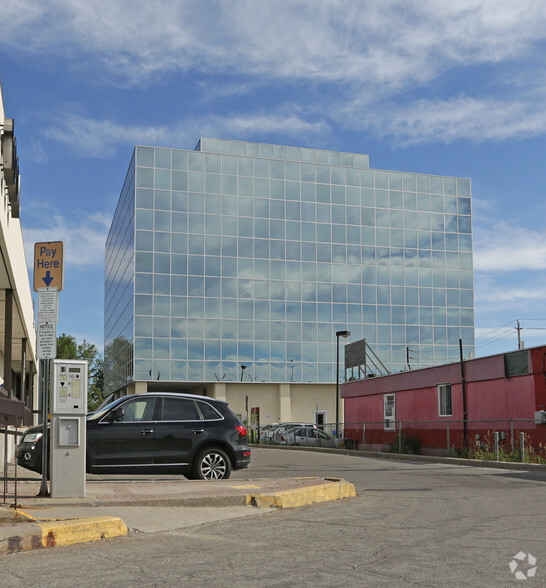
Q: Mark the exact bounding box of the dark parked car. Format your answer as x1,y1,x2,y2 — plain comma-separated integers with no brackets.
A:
16,392,251,480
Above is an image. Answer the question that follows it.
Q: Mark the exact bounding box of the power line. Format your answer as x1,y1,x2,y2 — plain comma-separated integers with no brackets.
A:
475,320,515,340
476,329,514,347
515,318,546,322
475,320,515,349
476,318,546,351
475,330,514,350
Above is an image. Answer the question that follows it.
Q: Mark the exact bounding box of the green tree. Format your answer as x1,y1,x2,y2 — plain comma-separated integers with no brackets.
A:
88,355,104,411
56,333,78,359
56,333,104,411
104,335,131,394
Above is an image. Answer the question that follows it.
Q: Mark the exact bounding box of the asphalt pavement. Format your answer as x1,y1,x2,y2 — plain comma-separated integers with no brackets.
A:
0,459,356,554
2,444,545,557
3,446,546,586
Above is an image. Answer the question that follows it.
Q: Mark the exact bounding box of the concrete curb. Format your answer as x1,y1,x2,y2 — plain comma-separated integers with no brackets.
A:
249,478,356,508
252,444,546,471
1,477,354,554
0,515,128,554
0,507,34,524
33,495,250,509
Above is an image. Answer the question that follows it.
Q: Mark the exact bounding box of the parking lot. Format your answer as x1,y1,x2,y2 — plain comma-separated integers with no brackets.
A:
3,447,545,586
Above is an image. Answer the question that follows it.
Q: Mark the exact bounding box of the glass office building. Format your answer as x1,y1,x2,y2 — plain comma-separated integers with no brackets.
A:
104,138,474,395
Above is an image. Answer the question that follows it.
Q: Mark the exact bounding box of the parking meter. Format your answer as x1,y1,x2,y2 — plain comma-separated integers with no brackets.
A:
50,359,88,498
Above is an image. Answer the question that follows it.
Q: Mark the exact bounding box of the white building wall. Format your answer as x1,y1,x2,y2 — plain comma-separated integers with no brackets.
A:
0,103,35,359
0,81,39,469
218,382,337,427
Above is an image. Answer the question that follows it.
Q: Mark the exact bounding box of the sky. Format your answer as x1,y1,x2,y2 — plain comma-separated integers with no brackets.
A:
2,0,546,359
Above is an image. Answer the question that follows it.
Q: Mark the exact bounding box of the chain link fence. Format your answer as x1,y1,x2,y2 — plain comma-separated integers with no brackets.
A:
250,418,546,464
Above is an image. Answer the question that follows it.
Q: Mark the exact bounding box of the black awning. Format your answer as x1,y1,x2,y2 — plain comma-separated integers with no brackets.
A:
0,395,25,426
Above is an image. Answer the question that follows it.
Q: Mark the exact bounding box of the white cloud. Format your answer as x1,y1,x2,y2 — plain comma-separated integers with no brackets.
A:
44,114,171,157
22,212,109,269
474,221,546,272
222,113,328,137
42,111,327,155
197,80,263,102
475,284,546,304
29,137,48,164
4,1,546,147
42,93,546,155
471,216,546,344
3,1,546,87
351,96,546,145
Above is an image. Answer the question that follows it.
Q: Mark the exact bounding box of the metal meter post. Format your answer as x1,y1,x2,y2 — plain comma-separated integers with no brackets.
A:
34,239,64,496
50,359,88,498
36,287,59,497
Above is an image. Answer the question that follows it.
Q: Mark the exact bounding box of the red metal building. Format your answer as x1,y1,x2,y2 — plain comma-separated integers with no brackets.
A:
342,346,546,457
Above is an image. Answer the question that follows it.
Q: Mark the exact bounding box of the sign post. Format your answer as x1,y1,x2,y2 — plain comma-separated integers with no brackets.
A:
34,242,64,496
36,321,56,359
37,287,58,323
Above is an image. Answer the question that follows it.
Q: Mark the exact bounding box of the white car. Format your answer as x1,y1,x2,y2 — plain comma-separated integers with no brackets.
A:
259,423,280,443
272,422,319,444
284,425,342,448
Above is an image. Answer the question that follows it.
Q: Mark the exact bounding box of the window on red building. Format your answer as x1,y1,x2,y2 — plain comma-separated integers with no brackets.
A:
438,383,452,416
384,394,395,429
504,350,529,377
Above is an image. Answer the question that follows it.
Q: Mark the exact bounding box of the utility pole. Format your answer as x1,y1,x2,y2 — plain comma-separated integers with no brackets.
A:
459,339,467,450
516,320,523,349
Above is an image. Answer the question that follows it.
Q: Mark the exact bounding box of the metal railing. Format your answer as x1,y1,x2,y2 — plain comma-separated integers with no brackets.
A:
250,418,546,464
1,422,24,506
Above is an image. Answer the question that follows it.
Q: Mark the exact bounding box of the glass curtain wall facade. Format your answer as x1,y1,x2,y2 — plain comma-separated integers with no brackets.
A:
105,151,136,393
105,138,474,395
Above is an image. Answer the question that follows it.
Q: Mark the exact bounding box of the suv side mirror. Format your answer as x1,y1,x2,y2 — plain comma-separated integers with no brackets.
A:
106,407,124,423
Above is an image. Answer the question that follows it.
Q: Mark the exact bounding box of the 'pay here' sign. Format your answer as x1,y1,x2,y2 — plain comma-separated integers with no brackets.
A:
33,241,64,291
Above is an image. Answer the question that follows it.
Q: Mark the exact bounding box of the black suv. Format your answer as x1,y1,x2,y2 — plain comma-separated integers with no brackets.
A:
16,392,251,480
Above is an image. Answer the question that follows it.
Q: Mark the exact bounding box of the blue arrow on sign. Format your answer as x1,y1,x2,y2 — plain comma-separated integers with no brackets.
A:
42,271,54,287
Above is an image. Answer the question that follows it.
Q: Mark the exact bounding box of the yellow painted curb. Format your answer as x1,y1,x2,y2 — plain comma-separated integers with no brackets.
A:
35,516,128,548
0,507,35,523
248,479,356,508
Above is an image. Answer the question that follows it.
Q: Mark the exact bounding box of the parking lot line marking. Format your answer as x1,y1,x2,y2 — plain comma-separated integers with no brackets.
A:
230,484,262,489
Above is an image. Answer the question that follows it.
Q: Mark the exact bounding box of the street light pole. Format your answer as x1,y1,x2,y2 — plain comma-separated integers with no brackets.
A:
240,365,246,382
335,330,350,438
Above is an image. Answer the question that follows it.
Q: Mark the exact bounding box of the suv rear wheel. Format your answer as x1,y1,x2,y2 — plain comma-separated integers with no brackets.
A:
192,447,232,480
